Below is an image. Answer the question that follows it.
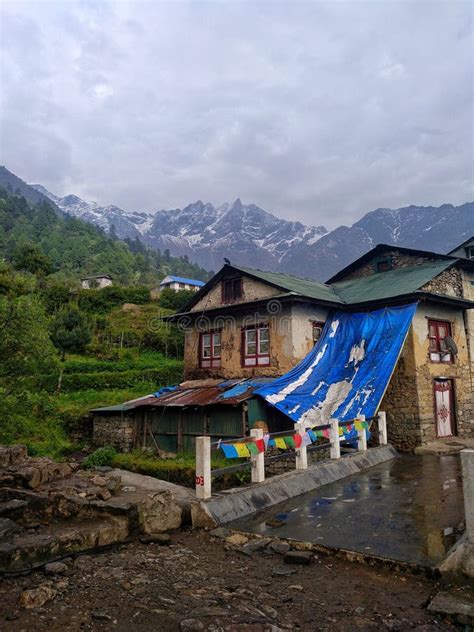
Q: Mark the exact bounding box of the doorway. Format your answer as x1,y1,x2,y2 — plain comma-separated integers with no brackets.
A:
434,379,456,438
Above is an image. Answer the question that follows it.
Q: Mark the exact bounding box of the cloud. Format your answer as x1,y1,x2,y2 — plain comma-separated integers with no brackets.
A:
0,0,472,228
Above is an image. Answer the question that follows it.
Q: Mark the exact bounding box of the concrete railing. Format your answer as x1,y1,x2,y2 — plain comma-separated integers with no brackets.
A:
195,411,388,500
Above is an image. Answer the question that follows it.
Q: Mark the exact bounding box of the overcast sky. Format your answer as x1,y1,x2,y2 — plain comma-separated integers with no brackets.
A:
0,1,472,228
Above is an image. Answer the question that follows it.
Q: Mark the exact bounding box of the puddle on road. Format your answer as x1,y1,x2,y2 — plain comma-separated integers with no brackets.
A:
228,455,465,567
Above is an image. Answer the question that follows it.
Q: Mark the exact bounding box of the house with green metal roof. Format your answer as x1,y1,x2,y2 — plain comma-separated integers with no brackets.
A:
159,242,474,451
92,242,474,454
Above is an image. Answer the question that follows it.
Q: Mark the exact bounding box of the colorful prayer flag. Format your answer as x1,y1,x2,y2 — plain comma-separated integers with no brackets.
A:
274,437,287,450
246,442,260,456
294,434,303,448
263,433,270,448
221,444,239,459
322,428,330,438
255,438,265,453
234,443,250,457
307,430,317,442
302,431,313,446
284,436,296,449
267,438,276,447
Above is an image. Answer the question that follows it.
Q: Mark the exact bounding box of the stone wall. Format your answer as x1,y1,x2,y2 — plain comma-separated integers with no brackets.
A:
411,304,473,442
184,302,328,380
93,415,136,452
380,327,421,452
381,302,473,451
190,273,281,312
421,267,463,298
342,251,439,280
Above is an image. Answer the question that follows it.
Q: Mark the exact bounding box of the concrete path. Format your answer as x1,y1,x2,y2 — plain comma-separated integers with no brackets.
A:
415,436,474,455
229,454,465,568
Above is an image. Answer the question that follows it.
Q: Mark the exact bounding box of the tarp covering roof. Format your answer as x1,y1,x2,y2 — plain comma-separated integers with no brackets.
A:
256,304,417,426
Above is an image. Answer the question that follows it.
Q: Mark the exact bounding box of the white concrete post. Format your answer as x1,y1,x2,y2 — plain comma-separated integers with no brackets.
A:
295,422,308,470
250,428,265,483
329,419,341,459
195,436,211,499
377,410,387,445
357,414,367,451
461,449,474,545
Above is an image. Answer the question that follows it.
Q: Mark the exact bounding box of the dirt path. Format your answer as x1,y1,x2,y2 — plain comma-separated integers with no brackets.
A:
0,529,457,631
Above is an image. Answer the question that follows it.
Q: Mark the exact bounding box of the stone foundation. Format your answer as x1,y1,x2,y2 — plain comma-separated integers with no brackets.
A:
93,414,136,452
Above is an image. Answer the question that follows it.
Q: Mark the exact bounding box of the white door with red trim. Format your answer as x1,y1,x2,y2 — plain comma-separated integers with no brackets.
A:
434,379,455,437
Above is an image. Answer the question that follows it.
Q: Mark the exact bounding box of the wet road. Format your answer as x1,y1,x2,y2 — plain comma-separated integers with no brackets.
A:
229,454,465,567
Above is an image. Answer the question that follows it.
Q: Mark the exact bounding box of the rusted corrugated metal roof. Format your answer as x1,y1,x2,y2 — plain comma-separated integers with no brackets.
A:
135,378,273,408
91,378,274,414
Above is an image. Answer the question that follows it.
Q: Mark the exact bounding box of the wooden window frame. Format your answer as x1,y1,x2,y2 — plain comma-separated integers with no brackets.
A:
428,319,453,364
312,321,325,345
222,278,243,303
241,323,270,367
199,330,222,369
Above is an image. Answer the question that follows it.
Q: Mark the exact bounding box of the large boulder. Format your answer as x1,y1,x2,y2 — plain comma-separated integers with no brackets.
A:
137,490,183,534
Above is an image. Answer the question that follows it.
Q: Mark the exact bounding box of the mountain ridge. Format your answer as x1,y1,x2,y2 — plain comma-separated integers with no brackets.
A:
2,166,471,282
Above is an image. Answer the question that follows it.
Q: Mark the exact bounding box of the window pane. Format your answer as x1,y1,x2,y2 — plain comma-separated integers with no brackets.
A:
246,330,256,343
259,339,269,354
429,338,437,351
247,342,257,355
212,332,221,346
438,325,447,338
429,324,436,337
259,327,269,341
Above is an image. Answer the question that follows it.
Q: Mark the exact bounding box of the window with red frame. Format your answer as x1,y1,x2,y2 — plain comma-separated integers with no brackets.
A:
200,331,222,368
428,319,453,363
312,321,325,345
242,325,270,366
222,278,243,303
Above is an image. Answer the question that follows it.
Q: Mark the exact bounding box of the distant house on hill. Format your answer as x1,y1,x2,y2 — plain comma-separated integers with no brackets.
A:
81,274,113,290
159,275,205,292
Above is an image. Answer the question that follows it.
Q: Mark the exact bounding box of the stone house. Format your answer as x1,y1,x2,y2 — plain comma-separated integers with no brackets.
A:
92,242,474,453
81,274,113,290
163,244,474,451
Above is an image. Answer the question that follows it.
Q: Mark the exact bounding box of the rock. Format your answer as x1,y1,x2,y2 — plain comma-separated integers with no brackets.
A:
19,585,57,609
44,561,68,575
272,566,297,577
289,585,304,591
91,609,112,621
241,537,273,553
225,533,249,546
268,541,291,555
283,551,312,565
428,589,474,626
97,488,112,501
94,466,113,473
180,619,205,631
138,490,182,533
0,518,20,540
139,533,171,545
191,501,218,529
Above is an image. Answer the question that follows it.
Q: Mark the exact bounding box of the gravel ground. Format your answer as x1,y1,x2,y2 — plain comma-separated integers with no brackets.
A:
0,529,458,632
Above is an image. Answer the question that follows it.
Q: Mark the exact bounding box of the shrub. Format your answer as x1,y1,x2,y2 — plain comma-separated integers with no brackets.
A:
83,445,118,469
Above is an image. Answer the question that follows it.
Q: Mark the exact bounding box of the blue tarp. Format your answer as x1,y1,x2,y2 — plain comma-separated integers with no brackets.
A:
256,304,417,427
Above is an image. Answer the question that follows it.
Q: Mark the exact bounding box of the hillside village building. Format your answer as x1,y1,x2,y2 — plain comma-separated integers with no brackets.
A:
80,274,113,289
92,243,474,453
159,275,205,292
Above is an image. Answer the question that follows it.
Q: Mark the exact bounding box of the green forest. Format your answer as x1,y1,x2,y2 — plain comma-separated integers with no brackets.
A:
0,188,205,456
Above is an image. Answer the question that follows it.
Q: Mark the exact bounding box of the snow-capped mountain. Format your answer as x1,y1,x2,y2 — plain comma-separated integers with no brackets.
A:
27,178,474,281
31,184,148,239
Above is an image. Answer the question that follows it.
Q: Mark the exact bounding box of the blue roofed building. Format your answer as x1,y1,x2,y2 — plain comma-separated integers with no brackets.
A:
159,275,205,292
